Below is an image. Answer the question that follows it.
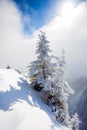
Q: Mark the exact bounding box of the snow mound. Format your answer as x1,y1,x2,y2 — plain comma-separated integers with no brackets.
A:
0,69,68,130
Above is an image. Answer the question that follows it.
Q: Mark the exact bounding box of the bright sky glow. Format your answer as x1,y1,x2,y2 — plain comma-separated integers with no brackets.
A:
60,1,75,26
0,0,87,80
61,1,74,17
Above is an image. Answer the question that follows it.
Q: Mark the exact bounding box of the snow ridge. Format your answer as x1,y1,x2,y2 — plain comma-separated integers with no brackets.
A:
0,69,68,130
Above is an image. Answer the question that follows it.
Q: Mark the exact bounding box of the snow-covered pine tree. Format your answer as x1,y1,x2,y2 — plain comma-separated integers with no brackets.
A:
29,31,53,90
50,50,74,126
70,112,80,130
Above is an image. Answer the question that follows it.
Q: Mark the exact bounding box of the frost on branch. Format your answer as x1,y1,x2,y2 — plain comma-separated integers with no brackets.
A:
29,31,53,90
70,113,81,130
28,31,80,129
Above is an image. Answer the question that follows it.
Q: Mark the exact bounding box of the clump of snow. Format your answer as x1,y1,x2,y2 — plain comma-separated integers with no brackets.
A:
0,69,68,130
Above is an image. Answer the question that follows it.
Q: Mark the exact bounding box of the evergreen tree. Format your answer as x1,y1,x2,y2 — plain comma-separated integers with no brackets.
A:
70,113,80,130
50,50,74,126
29,31,53,90
28,32,80,128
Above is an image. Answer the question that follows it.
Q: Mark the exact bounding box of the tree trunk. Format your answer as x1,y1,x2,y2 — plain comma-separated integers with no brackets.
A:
43,66,46,80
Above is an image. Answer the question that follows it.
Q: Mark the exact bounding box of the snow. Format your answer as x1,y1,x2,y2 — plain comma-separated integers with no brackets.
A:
0,69,68,130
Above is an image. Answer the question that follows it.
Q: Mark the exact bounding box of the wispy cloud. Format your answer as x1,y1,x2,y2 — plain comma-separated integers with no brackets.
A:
39,1,87,80
0,0,87,80
0,0,36,72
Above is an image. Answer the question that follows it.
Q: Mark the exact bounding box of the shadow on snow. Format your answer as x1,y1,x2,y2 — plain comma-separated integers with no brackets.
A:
0,77,62,129
0,77,39,111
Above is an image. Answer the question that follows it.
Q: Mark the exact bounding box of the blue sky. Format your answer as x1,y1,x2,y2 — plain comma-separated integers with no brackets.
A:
12,0,87,33
0,0,87,79
13,0,59,33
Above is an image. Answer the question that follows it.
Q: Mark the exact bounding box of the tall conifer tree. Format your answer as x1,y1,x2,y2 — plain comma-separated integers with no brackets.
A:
29,31,52,89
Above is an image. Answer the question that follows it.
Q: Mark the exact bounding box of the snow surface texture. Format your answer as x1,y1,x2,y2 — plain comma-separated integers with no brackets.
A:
0,69,68,130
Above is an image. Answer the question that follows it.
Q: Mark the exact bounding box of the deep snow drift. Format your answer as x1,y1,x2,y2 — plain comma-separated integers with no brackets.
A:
0,69,68,130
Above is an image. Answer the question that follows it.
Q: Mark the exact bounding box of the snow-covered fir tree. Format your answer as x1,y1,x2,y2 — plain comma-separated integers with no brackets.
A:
49,50,74,126
28,32,80,129
70,113,80,130
29,31,53,90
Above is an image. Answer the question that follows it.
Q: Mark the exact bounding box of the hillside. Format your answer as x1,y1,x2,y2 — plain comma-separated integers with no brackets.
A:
70,79,87,130
0,69,68,130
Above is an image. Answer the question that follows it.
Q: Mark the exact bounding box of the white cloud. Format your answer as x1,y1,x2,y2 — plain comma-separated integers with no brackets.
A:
37,1,87,80
0,0,36,72
0,0,87,80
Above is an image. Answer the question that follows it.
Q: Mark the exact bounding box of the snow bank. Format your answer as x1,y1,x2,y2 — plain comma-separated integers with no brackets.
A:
0,69,68,130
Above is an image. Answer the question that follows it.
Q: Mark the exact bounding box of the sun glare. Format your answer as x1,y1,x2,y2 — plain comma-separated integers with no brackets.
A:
61,1,74,17
59,1,76,26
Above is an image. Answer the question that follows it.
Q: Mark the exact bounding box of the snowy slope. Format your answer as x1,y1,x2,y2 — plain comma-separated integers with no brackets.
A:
0,69,68,130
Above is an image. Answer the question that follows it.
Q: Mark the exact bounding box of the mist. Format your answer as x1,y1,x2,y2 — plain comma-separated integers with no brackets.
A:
0,0,87,81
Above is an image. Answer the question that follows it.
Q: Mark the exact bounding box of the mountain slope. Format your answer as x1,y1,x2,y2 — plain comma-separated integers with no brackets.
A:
70,79,87,130
0,69,68,130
